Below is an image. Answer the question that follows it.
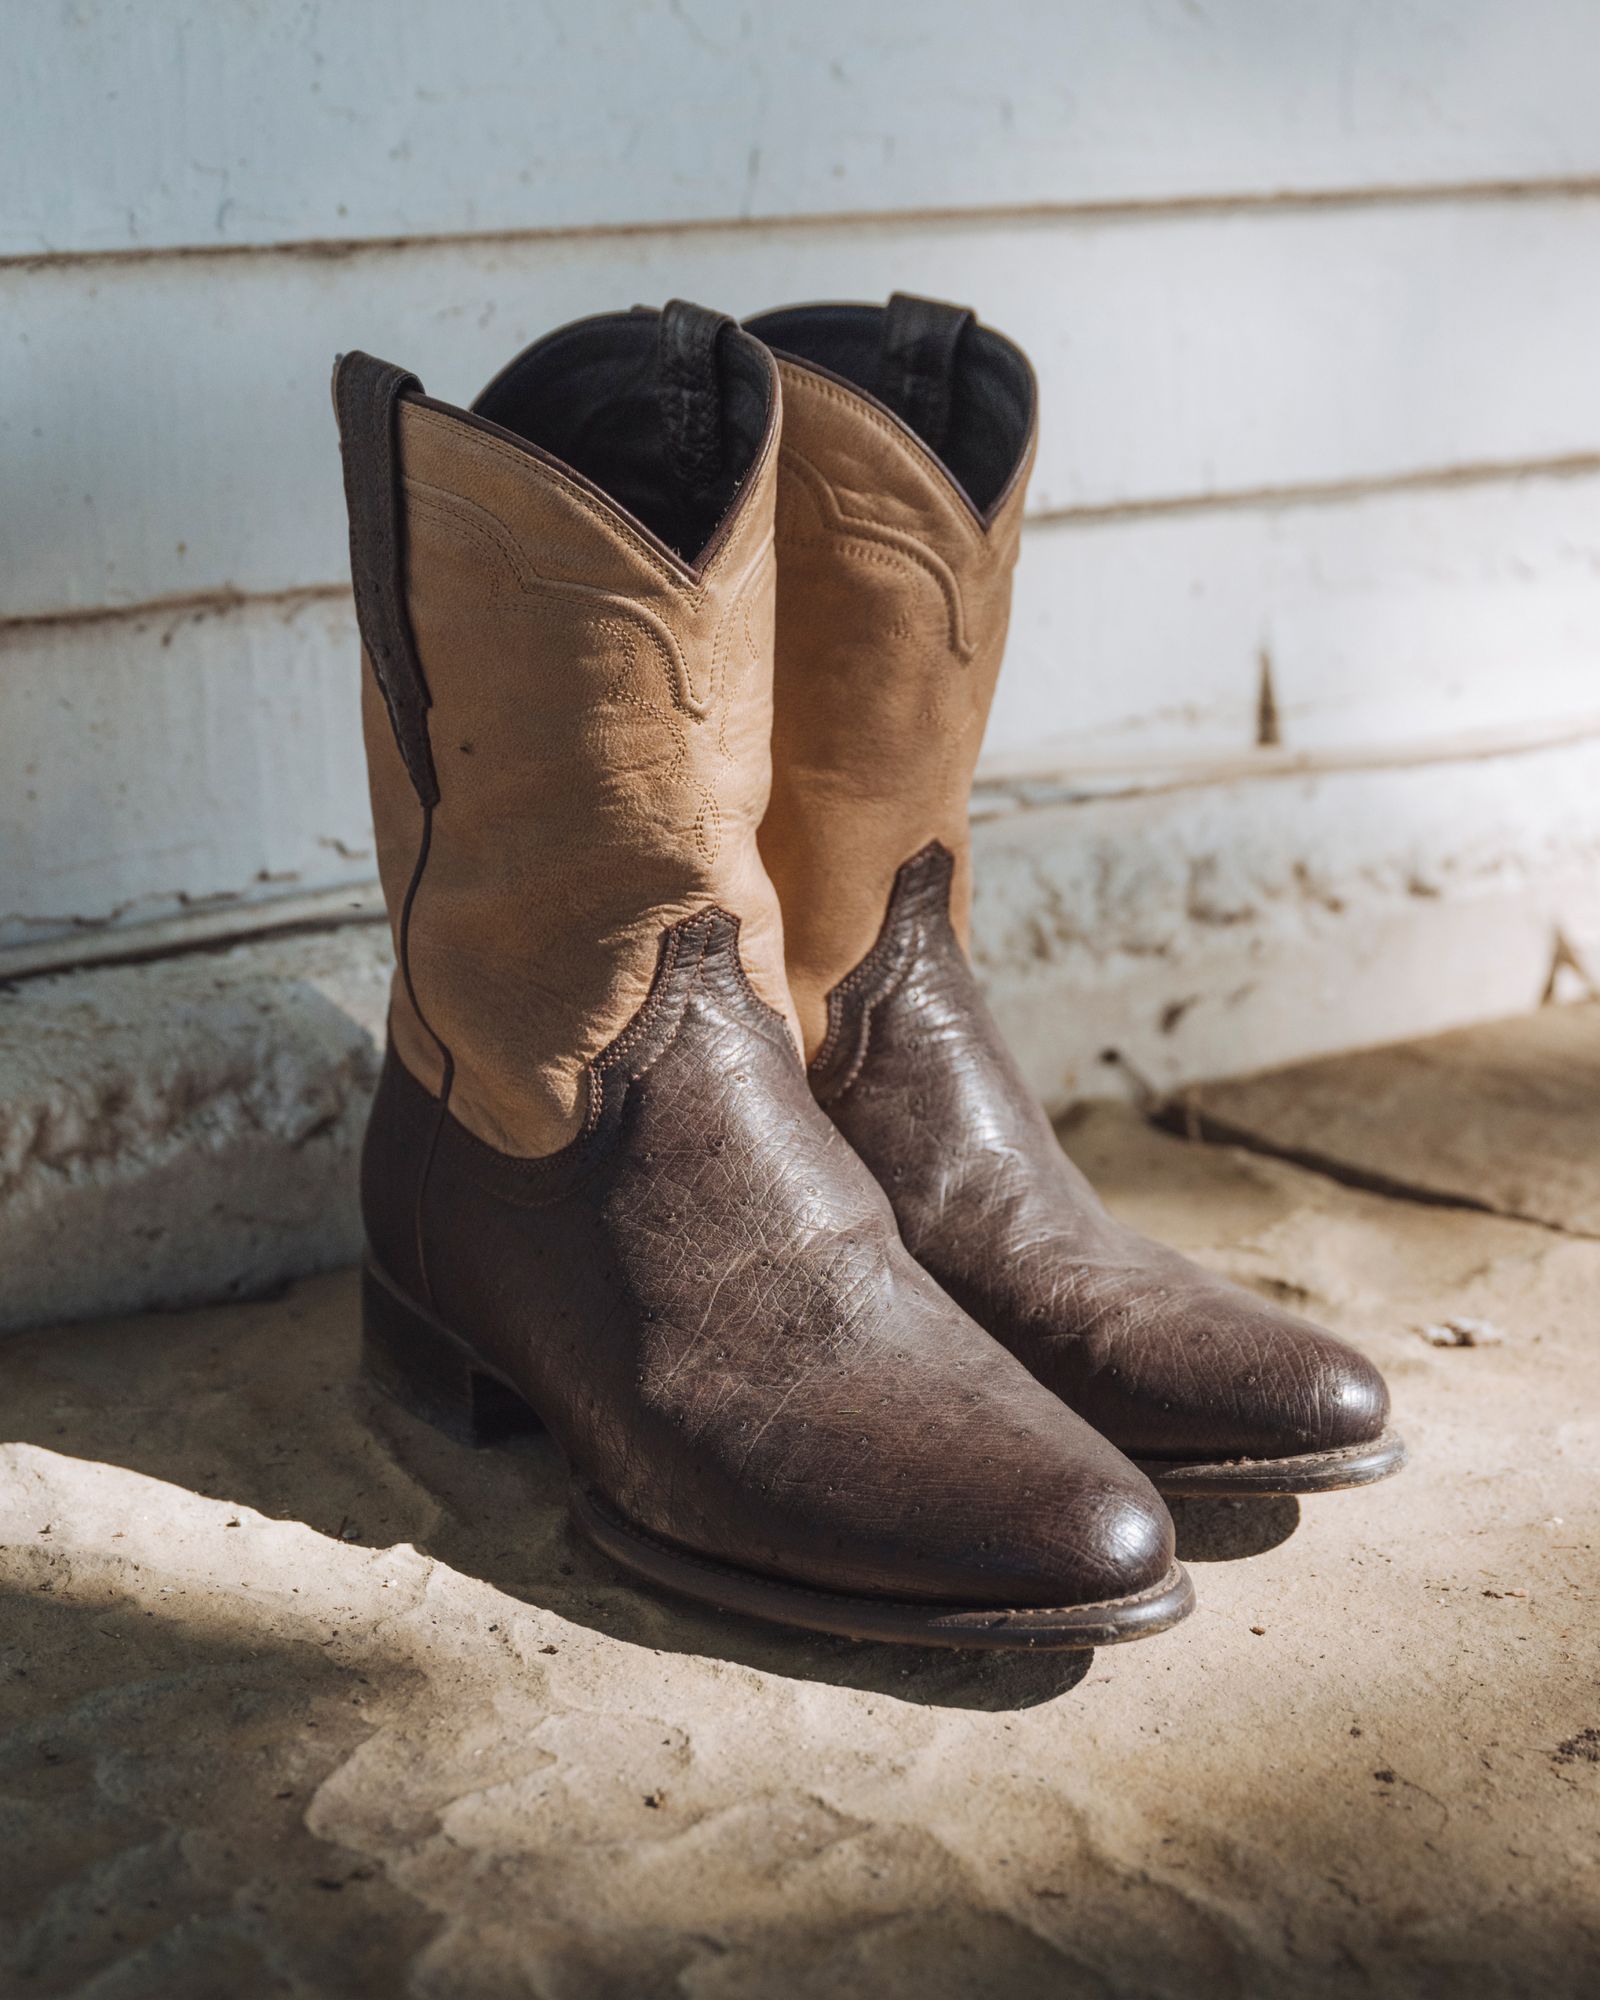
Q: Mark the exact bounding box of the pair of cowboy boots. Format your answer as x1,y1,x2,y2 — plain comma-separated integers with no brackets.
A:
336,294,1402,1652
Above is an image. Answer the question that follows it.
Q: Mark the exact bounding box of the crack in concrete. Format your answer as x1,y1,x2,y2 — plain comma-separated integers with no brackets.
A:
1152,1104,1600,1244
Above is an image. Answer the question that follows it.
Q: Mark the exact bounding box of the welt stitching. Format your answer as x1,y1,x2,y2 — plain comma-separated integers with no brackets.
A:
585,1493,1185,1618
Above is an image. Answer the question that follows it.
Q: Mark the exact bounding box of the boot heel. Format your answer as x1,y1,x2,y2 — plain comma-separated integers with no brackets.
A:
361,1262,544,1448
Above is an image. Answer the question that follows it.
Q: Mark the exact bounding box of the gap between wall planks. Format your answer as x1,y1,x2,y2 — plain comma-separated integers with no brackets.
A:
10,188,1600,622
9,174,1600,275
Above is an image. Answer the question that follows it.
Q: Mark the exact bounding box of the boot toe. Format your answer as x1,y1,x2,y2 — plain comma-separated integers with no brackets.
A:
1080,1470,1178,1598
684,1388,1179,1614
1313,1338,1391,1449
926,1433,1177,1610
1074,1285,1392,1466
1220,1314,1391,1460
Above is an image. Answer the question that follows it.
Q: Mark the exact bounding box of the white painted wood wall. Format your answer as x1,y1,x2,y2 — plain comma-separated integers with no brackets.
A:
5,1,1600,1089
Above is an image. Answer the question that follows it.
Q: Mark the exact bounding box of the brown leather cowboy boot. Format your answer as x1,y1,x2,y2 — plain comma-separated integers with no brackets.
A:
747,294,1404,1498
335,302,1192,1645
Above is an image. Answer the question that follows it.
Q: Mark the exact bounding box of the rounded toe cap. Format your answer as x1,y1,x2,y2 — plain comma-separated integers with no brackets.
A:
985,1439,1177,1609
1213,1314,1393,1460
839,1406,1178,1614
1082,1468,1179,1598
1188,1314,1393,1461
1311,1336,1391,1450
1073,1286,1393,1465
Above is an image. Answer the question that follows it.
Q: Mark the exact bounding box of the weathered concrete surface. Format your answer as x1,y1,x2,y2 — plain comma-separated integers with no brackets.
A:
974,736,1600,1112
1185,999,1600,1235
2,1042,1597,1995
0,927,390,1332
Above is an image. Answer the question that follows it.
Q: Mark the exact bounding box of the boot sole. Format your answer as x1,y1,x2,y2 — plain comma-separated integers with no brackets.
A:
360,1258,1195,1651
1136,1427,1407,1497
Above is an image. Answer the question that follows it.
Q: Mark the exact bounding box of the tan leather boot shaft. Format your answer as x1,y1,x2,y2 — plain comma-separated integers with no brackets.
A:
349,320,798,1156
750,299,1036,1055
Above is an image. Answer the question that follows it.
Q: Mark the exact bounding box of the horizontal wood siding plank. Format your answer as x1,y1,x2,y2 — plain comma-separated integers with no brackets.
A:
6,194,1600,620
0,595,374,954
7,472,1599,956
11,1,1600,258
1001,471,1600,762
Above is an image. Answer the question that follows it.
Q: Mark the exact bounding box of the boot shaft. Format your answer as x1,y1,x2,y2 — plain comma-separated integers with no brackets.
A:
336,305,798,1156
748,295,1037,1054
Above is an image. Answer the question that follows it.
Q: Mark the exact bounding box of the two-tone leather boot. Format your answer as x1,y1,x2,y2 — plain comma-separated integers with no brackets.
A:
334,302,1193,1644
747,293,1404,1498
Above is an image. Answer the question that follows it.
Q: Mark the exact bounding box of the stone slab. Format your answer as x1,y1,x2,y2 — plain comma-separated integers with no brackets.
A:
0,926,390,1332
1186,1000,1600,1236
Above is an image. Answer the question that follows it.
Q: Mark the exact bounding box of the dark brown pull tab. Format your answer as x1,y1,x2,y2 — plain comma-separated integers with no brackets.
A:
880,292,974,456
657,299,733,496
332,350,439,808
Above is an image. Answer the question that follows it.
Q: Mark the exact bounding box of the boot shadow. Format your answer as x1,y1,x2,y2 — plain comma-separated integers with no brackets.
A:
360,1391,1095,1712
1168,1496,1301,1563
4,1275,1093,1714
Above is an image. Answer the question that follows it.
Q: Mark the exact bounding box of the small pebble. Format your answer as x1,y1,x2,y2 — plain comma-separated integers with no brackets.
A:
1418,1317,1506,1348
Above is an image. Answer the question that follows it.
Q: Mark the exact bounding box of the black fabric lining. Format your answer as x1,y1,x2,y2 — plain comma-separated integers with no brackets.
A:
744,295,1035,518
879,293,973,459
470,304,774,564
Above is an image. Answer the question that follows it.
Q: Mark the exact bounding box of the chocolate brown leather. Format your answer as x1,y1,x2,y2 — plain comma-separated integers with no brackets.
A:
812,845,1390,1461
339,306,1182,1622
364,907,1175,1604
752,296,1392,1469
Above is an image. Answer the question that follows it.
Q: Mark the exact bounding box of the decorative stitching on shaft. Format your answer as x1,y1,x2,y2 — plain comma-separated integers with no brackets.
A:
810,843,958,1104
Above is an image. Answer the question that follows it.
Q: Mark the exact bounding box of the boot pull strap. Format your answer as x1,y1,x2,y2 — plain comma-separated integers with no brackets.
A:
657,299,733,498
879,292,974,458
332,351,440,808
